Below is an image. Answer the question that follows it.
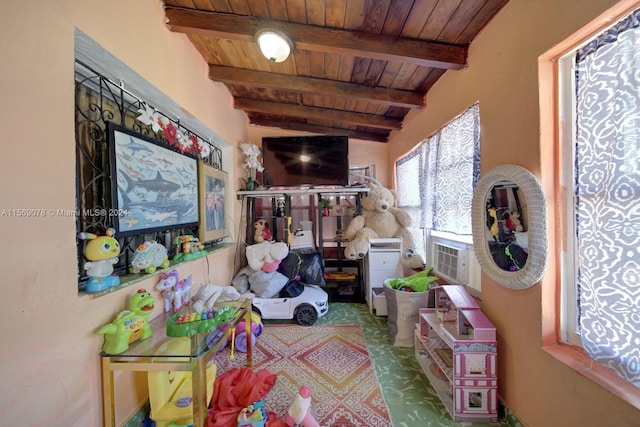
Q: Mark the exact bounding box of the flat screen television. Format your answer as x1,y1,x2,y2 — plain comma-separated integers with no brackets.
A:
261,135,349,187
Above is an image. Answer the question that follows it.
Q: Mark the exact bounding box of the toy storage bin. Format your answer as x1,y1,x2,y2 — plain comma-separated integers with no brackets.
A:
383,280,430,347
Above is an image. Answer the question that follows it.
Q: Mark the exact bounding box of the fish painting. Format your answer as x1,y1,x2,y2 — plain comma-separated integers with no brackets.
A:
123,171,181,195
113,129,198,234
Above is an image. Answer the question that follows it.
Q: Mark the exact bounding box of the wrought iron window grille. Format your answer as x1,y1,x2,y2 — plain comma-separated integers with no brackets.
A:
75,59,223,292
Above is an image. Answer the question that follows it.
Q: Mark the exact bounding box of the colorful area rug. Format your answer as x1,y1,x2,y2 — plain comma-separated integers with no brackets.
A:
216,324,392,427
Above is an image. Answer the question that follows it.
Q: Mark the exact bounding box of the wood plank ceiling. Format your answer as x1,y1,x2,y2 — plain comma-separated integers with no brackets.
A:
162,0,508,142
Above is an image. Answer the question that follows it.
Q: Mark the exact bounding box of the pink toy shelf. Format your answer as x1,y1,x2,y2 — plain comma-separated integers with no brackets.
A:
415,284,498,422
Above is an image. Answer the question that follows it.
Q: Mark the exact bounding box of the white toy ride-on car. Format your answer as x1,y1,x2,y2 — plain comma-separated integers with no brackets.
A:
251,283,328,326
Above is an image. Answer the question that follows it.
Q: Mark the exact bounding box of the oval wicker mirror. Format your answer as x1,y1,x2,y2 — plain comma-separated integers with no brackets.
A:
471,164,548,289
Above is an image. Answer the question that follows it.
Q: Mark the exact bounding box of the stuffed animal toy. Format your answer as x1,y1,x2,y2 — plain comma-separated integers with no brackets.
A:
234,241,290,298
192,283,222,312
502,210,524,232
284,385,320,427
246,241,289,272
191,282,240,312
155,269,179,312
173,274,192,310
254,218,272,243
155,270,192,312
344,183,425,269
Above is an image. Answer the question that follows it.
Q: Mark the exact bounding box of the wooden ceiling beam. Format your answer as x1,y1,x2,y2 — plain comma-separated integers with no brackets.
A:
164,6,467,70
249,117,389,142
235,98,402,130
210,65,423,108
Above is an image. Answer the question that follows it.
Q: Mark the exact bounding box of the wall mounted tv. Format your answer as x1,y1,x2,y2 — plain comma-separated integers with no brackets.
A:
261,135,349,187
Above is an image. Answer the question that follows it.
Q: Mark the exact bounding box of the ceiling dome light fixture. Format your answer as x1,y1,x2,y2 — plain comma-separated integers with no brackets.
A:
255,27,294,63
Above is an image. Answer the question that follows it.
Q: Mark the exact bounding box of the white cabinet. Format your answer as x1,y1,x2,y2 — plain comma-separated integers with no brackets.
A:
414,285,498,422
364,238,402,314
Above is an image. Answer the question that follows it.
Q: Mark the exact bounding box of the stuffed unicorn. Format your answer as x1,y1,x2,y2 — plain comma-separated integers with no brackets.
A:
156,269,179,312
173,274,192,310
156,270,193,312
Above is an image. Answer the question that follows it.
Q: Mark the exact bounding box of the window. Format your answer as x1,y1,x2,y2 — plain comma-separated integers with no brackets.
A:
395,103,480,266
572,8,640,387
540,0,640,404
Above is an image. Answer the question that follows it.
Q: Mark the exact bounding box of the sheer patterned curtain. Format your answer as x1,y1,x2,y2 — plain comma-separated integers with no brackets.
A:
433,105,480,233
396,103,480,257
575,8,640,387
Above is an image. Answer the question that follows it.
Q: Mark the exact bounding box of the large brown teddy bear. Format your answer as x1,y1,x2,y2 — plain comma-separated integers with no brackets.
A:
344,183,425,269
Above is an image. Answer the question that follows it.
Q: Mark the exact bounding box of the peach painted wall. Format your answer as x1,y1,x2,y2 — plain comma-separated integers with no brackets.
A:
0,1,247,426
388,0,640,426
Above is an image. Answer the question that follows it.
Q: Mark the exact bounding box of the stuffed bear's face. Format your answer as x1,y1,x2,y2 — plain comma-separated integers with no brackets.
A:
362,184,396,213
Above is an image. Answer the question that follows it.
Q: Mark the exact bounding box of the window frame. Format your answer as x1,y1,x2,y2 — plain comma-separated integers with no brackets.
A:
557,52,581,347
538,0,640,409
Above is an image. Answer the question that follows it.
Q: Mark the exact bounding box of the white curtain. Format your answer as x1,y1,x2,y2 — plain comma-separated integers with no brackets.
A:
396,103,480,236
575,8,640,387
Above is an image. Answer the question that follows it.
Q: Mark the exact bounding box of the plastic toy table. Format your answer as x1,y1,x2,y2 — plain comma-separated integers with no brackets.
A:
100,299,253,427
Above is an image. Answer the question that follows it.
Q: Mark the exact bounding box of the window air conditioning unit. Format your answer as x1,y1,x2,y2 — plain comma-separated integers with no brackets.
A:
431,238,469,285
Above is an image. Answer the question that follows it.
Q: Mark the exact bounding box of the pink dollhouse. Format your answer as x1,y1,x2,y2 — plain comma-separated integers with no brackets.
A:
414,285,498,422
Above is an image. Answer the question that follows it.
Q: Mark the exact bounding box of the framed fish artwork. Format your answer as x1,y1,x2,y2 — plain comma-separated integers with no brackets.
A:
108,122,199,236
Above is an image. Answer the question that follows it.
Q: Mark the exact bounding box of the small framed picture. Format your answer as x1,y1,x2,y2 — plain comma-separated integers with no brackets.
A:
198,161,229,243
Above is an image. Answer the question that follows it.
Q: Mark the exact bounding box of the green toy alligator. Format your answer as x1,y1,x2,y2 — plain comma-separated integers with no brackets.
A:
166,305,235,337
97,289,156,354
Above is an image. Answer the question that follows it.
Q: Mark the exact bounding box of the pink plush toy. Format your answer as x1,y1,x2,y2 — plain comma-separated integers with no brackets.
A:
284,385,320,427
245,241,289,272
